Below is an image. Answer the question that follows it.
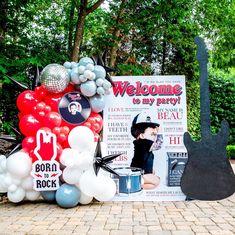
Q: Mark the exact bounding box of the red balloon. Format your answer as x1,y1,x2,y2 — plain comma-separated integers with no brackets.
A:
17,90,39,114
38,127,52,133
44,105,52,113
83,121,92,129
34,86,47,100
61,119,74,130
60,126,70,135
87,112,103,133
36,102,46,111
44,94,62,112
22,136,36,152
63,83,75,93
33,109,46,121
94,132,100,142
19,114,41,136
91,123,100,132
18,112,25,120
52,127,61,135
55,143,63,162
57,132,67,144
29,150,38,163
43,112,62,129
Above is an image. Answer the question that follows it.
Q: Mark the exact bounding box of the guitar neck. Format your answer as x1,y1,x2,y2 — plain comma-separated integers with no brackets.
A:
199,61,211,137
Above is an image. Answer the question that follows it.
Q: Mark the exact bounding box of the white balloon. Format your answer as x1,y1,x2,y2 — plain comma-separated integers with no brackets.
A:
0,155,6,173
79,169,106,197
21,176,34,190
0,174,7,193
63,167,83,185
4,173,13,187
6,151,32,178
25,190,40,201
79,192,93,205
8,187,25,203
68,126,95,152
79,169,97,197
60,148,79,167
94,176,116,202
11,176,22,186
8,184,18,193
76,151,94,170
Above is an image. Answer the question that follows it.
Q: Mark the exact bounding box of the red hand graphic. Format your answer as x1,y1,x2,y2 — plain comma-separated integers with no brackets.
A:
34,130,57,161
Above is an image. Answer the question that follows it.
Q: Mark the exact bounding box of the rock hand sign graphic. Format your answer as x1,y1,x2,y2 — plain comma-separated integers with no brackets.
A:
31,130,62,191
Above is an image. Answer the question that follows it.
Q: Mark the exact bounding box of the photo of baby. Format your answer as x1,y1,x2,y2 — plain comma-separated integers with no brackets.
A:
130,112,163,190
68,102,82,115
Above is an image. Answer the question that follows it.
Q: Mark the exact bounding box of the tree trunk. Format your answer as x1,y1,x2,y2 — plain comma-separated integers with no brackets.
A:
109,0,127,68
71,12,86,61
161,37,167,75
68,0,75,54
70,0,105,62
110,29,122,68
0,0,8,44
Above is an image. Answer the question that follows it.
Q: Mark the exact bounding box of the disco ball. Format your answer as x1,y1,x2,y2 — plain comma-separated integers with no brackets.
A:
40,64,70,94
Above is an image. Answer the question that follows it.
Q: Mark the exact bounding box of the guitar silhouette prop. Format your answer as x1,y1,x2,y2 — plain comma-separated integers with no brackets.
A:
180,37,235,200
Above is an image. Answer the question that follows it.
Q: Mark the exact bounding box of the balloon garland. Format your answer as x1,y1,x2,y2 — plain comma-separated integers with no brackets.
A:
0,57,120,208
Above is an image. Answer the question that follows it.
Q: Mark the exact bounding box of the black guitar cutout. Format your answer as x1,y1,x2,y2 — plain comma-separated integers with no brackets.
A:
180,37,235,200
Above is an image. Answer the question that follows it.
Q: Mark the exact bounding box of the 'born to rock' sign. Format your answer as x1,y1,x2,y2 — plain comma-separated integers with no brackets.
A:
34,130,57,161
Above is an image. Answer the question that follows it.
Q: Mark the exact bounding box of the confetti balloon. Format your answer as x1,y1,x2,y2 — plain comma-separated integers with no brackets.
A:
40,64,70,94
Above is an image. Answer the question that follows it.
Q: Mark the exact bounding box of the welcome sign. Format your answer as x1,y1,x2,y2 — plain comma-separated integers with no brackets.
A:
103,76,187,201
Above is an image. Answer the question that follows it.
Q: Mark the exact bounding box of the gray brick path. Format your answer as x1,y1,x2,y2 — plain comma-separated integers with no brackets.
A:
0,163,234,235
0,193,234,235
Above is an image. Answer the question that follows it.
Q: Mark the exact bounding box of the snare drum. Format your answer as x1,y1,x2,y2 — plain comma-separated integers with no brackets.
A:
112,167,143,194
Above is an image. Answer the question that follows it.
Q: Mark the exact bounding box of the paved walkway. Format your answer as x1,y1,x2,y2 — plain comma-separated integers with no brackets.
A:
0,164,234,235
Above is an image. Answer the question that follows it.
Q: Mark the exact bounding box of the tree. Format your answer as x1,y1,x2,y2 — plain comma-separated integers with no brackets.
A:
70,0,105,61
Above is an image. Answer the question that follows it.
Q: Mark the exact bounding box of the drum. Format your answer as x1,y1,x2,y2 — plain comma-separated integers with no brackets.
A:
112,167,143,195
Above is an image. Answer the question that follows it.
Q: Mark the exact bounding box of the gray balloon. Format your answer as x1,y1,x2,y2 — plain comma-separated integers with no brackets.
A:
89,95,105,113
40,64,70,94
93,65,106,79
80,80,97,97
70,68,80,84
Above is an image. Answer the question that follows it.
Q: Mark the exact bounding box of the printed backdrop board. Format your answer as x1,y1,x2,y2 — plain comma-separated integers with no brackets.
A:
103,76,188,201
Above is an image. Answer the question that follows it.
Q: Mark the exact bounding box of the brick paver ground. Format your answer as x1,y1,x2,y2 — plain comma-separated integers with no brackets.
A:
0,164,234,235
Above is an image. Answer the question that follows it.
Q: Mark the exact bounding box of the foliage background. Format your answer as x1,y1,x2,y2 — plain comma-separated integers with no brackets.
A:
0,0,234,150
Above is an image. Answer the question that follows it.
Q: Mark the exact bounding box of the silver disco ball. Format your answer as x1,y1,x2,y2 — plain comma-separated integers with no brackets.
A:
40,64,70,94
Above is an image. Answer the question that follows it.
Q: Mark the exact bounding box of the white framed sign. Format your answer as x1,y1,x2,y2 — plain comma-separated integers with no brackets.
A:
103,76,187,201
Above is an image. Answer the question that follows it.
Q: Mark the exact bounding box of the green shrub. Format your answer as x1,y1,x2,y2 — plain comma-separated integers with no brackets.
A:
227,145,235,159
209,69,235,145
186,68,235,145
117,63,152,76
